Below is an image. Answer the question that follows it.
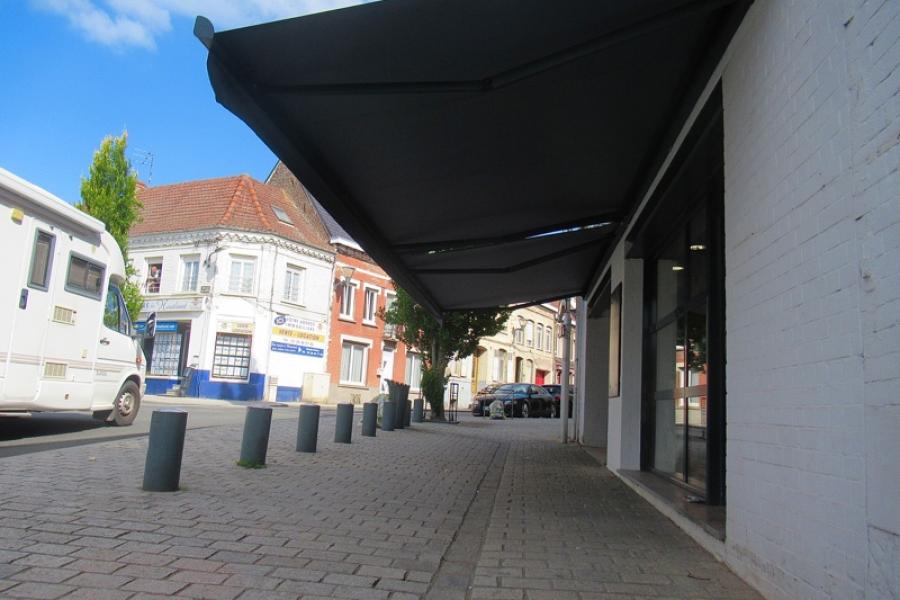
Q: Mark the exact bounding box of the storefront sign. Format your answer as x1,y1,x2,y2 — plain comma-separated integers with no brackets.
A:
135,320,178,333
142,297,205,312
217,320,254,335
270,314,326,357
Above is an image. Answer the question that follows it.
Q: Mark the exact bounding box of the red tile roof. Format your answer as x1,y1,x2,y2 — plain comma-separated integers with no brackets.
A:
131,175,333,251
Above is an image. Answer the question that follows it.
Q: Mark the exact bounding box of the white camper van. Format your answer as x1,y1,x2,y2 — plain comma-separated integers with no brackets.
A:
0,168,145,425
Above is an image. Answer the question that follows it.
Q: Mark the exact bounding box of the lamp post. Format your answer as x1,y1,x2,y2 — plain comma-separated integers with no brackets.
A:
557,299,574,444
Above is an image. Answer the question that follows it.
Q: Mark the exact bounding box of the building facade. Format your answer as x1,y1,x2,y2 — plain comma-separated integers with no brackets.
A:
268,163,409,405
129,175,334,402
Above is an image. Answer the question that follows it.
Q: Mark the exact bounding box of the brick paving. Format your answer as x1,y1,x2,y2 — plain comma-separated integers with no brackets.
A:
0,411,761,599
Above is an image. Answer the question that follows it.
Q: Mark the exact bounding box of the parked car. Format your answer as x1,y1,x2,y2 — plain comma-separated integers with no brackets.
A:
470,384,503,416
472,383,554,418
541,384,575,418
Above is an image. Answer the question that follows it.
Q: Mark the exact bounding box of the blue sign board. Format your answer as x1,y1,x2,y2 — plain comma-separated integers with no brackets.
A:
271,342,324,357
135,320,179,333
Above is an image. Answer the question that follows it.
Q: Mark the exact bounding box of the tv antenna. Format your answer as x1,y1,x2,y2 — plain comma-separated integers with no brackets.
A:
132,148,154,184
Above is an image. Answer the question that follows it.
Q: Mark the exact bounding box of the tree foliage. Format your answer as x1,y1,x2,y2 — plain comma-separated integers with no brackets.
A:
77,132,144,320
380,288,509,419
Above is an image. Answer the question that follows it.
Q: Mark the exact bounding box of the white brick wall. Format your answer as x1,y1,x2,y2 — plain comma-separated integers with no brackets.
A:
723,1,899,598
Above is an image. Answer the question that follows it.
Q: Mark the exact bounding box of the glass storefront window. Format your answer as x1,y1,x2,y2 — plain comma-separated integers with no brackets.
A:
150,331,182,376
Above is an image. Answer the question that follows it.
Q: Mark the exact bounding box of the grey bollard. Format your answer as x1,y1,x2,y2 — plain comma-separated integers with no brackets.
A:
404,399,411,427
413,398,424,423
393,396,405,430
143,409,188,492
362,402,377,437
382,401,395,431
296,403,320,453
334,403,353,443
239,406,272,466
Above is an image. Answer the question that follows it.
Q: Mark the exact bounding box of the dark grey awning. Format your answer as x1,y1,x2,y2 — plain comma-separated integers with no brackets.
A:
196,0,750,315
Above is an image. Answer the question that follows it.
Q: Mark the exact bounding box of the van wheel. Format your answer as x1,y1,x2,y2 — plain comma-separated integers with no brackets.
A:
112,381,140,426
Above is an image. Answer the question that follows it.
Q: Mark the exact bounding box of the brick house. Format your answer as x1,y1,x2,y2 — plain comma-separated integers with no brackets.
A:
268,163,409,405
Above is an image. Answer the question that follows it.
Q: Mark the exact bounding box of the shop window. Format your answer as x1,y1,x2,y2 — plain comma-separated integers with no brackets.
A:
28,230,54,290
181,256,200,292
66,254,105,299
228,257,256,294
150,331,183,376
284,266,305,304
340,340,368,385
146,259,163,293
212,333,251,379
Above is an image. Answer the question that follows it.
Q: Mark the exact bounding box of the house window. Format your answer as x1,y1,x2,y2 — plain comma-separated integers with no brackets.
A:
146,259,163,293
545,326,552,352
284,266,305,304
339,282,357,319
514,328,523,345
150,331,183,376
181,256,200,292
405,352,423,391
228,257,256,294
272,206,293,225
493,349,507,382
212,333,251,379
525,320,534,347
66,254,105,299
340,340,368,385
363,287,378,324
28,230,54,290
536,323,543,351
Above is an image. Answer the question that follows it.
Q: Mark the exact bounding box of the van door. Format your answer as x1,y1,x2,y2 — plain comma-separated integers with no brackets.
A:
94,282,136,410
3,225,57,403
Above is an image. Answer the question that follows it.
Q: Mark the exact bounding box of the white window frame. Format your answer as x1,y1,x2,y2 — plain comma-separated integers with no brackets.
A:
536,323,543,351
362,285,379,325
180,255,200,293
339,280,358,321
525,320,534,347
283,264,305,305
405,351,423,392
145,257,163,294
339,336,371,386
211,332,252,381
227,255,257,295
545,326,553,352
493,349,507,382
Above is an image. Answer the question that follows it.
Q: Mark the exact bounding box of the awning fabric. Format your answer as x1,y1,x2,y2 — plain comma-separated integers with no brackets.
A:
197,0,750,316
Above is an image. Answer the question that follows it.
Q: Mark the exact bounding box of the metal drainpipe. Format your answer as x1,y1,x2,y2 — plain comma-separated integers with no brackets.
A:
560,299,571,444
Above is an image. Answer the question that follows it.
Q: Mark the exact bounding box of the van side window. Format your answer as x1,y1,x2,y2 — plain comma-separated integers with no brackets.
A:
66,255,105,299
116,285,132,335
103,283,130,334
28,231,55,290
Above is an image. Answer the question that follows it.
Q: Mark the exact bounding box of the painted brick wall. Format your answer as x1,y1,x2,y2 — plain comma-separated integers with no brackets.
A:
722,1,899,598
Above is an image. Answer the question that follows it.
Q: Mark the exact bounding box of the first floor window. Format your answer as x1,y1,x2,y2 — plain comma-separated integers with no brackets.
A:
181,256,200,292
363,287,378,323
340,341,368,385
146,259,163,293
405,352,423,391
545,326,553,351
213,333,251,379
339,282,357,318
493,350,507,382
284,266,305,303
150,331,183,376
228,257,256,293
536,325,543,352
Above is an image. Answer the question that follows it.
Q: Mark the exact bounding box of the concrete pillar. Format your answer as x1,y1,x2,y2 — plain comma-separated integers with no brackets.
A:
142,409,188,492
239,406,273,466
579,306,610,448
296,403,320,453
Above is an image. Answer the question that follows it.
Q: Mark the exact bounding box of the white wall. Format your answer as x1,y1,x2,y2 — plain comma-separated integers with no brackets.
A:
722,1,900,598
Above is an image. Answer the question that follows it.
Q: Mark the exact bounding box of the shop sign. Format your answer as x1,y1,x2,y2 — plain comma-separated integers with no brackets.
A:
270,314,326,357
135,320,178,333
217,320,254,335
142,297,204,312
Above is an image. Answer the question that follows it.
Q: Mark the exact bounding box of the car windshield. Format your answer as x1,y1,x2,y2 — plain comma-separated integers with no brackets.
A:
478,384,501,395
496,384,529,394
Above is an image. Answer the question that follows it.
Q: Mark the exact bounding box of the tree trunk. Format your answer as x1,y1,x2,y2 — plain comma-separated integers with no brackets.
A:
421,361,447,421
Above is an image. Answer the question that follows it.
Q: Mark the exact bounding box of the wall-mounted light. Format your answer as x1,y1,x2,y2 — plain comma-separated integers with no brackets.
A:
689,244,706,251
337,265,356,283
672,264,685,271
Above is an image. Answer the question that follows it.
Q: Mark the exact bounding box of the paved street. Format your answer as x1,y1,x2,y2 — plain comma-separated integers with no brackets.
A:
0,413,760,599
0,398,302,458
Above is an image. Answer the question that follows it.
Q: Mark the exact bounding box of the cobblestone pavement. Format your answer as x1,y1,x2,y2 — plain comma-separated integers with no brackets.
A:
0,412,761,599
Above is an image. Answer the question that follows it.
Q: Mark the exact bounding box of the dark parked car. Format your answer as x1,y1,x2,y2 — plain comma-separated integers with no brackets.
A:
470,384,503,416
472,383,554,418
541,384,575,418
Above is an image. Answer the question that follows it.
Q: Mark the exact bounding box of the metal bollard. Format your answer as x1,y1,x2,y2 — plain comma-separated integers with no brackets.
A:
296,403,320,453
143,409,188,492
403,399,411,427
239,406,272,466
382,401,395,432
362,402,377,437
413,398,424,423
334,403,353,443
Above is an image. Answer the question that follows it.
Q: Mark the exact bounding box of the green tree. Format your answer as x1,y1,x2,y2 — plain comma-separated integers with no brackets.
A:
77,132,144,319
380,288,509,420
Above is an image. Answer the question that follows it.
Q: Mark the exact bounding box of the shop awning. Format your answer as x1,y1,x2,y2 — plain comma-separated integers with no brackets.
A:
196,0,750,316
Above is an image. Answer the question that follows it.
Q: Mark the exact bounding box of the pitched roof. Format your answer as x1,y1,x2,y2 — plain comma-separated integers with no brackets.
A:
131,175,333,251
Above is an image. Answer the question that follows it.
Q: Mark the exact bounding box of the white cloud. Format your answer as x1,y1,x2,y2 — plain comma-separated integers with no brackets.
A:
32,0,370,50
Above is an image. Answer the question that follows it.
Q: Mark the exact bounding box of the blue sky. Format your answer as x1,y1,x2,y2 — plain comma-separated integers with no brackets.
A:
0,1,367,204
